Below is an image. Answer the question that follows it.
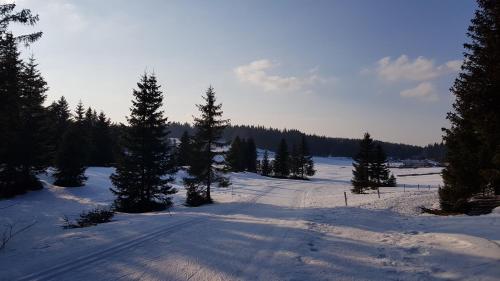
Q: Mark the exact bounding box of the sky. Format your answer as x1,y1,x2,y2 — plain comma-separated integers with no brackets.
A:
8,0,477,146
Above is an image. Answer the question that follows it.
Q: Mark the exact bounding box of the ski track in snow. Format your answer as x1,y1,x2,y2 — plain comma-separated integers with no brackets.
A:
0,157,499,281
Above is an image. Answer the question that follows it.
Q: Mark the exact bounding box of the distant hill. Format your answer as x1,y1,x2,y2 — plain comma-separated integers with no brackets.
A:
168,122,445,160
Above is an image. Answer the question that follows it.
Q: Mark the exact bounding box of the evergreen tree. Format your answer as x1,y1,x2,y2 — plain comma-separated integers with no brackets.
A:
226,136,244,172
290,144,301,178
261,150,272,176
240,138,248,170
0,34,27,197
184,86,230,206
441,0,500,211
0,4,42,45
16,57,50,189
299,135,315,178
273,138,290,178
75,100,85,123
387,173,397,187
0,4,44,197
53,103,89,187
246,137,257,172
53,125,88,187
46,96,71,162
110,73,176,212
91,111,114,166
351,133,374,193
176,130,192,167
370,144,390,188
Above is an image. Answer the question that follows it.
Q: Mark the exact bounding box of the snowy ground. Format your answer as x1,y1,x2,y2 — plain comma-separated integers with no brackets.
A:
0,157,499,281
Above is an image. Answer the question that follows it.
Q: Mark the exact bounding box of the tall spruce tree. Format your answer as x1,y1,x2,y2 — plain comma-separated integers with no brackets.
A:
17,57,50,189
370,144,390,188
441,0,500,211
226,136,244,172
299,135,315,178
46,96,71,161
351,133,374,193
273,138,290,178
0,4,42,45
53,103,89,187
92,111,114,166
0,4,46,197
184,86,229,206
176,130,192,167
110,73,176,212
261,150,272,176
290,144,301,178
0,34,30,196
246,138,258,172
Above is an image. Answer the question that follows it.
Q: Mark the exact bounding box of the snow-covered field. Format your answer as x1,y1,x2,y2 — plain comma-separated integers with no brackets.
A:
0,157,499,281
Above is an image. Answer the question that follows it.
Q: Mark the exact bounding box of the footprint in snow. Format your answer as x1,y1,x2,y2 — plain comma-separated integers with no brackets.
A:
307,241,319,252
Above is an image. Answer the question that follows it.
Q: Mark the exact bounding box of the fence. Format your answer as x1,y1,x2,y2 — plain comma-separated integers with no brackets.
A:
343,183,441,207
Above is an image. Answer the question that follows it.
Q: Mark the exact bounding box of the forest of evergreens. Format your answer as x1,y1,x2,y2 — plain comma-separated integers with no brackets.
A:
169,122,445,160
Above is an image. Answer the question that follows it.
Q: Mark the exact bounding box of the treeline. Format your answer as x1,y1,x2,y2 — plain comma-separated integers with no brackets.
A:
1,4,233,212
224,136,315,179
0,5,115,197
169,122,445,160
177,132,316,180
264,137,315,179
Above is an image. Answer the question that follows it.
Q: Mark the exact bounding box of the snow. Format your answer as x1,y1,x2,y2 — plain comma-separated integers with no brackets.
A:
0,157,499,281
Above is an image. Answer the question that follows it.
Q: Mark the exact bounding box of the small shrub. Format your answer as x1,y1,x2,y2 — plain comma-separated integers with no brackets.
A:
63,207,114,229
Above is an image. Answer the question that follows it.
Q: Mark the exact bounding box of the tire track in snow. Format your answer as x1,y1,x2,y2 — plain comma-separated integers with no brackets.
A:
234,184,312,280
17,185,275,281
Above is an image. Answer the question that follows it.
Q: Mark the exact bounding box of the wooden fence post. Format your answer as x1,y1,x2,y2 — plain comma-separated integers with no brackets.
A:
377,187,380,199
344,192,348,206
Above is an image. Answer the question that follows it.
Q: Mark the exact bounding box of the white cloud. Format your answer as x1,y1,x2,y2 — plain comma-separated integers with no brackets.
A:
400,82,439,102
234,59,332,92
375,55,461,82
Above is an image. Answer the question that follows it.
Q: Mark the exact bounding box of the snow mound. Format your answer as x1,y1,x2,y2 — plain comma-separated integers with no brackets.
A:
360,191,439,216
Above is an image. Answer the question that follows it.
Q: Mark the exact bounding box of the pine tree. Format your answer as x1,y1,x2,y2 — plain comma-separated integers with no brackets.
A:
0,34,28,197
370,144,390,188
0,4,43,197
273,138,290,178
441,0,500,211
246,138,257,172
176,130,192,167
240,138,248,170
352,133,374,193
53,103,89,187
290,144,301,178
387,174,397,187
75,100,85,123
226,136,244,172
261,150,272,176
92,111,114,166
46,96,71,162
110,73,177,212
299,135,315,178
184,86,230,206
0,4,42,45
16,57,50,190
53,125,88,187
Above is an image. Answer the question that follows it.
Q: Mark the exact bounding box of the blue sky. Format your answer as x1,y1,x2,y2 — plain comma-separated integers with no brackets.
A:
11,0,476,145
